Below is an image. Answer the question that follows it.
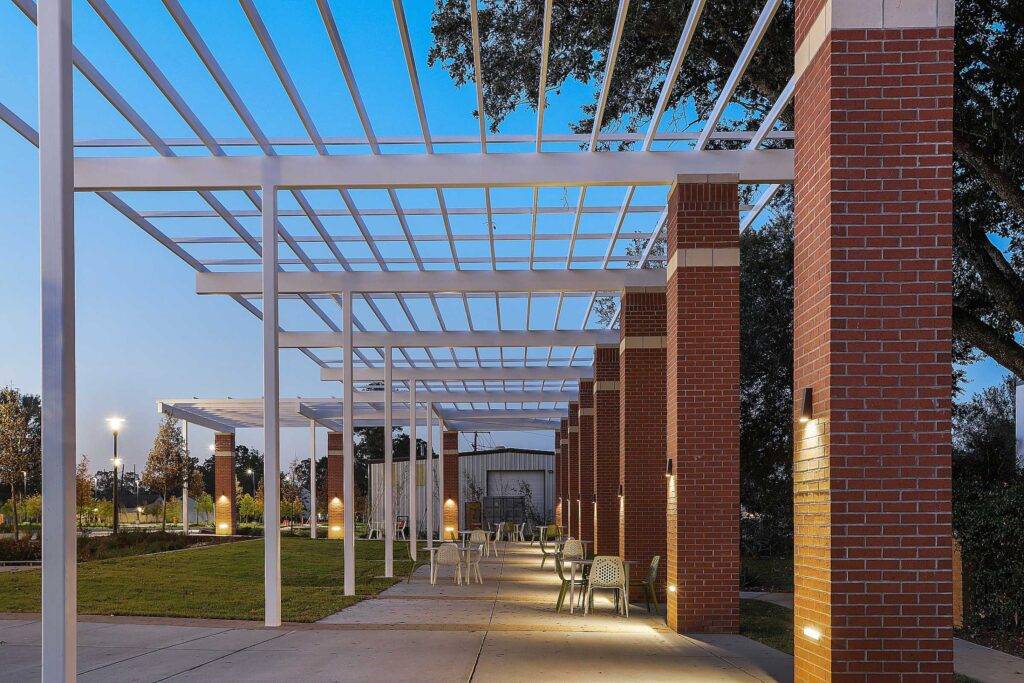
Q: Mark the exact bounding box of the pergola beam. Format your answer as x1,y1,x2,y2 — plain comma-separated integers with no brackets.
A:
158,402,238,434
325,366,592,382
197,269,664,296
73,149,794,191
279,329,618,349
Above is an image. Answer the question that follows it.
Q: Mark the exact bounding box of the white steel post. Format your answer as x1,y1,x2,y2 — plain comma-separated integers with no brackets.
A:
437,416,444,539
408,381,417,561
384,345,394,577
425,400,433,551
182,421,189,535
342,288,355,595
309,419,317,539
39,0,76,677
262,182,281,627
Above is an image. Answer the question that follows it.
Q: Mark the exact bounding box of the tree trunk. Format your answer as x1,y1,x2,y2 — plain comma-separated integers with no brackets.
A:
161,486,167,532
11,484,19,542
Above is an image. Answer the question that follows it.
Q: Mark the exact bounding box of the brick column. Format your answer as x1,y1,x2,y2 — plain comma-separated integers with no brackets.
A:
559,418,568,530
665,176,741,634
326,431,344,539
567,401,579,537
214,432,236,535
619,287,667,599
577,380,595,546
442,430,459,539
593,344,620,555
792,1,954,679
553,430,562,527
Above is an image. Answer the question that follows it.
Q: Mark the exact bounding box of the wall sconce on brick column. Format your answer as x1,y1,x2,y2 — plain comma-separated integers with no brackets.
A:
665,458,674,478
800,387,813,423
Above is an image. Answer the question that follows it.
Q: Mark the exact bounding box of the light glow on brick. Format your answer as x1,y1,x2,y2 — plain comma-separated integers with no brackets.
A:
802,626,821,642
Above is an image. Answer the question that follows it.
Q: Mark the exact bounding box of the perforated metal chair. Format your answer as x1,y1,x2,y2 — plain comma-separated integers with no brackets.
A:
554,556,585,612
629,555,660,613
431,542,463,585
466,530,488,584
584,555,628,616
561,537,584,560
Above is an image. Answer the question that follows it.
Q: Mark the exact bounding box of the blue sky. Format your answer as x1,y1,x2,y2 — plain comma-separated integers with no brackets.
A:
0,0,1010,476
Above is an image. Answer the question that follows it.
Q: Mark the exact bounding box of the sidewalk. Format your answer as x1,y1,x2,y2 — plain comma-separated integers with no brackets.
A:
740,591,1024,682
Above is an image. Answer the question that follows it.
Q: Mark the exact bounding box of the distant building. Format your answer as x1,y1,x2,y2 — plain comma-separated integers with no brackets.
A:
367,447,555,534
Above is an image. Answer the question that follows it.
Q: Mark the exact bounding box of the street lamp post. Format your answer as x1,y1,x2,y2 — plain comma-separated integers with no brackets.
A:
107,418,124,534
246,468,255,495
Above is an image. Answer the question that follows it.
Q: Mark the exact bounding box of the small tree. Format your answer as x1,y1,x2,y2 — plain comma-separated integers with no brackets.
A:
75,455,95,527
196,493,214,523
0,387,41,540
141,416,185,531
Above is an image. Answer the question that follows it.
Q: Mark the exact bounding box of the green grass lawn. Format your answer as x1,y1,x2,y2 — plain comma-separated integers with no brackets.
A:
740,598,793,655
0,537,413,622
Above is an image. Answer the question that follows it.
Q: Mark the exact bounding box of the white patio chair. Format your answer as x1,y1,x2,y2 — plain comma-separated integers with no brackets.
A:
469,529,490,559
584,555,628,617
466,531,488,584
561,537,584,560
515,522,526,542
395,518,407,540
431,542,463,585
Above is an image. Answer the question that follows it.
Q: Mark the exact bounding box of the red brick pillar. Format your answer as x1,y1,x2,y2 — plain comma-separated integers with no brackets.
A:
326,431,344,539
214,432,236,535
792,1,954,679
557,430,565,528
593,344,620,555
442,430,459,539
619,287,667,599
577,380,595,547
567,401,579,537
665,176,741,634
559,418,568,530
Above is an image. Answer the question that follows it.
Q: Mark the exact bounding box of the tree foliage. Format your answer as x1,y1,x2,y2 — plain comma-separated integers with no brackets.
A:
430,0,1024,380
429,0,793,138
0,387,41,540
141,415,186,530
953,376,1019,481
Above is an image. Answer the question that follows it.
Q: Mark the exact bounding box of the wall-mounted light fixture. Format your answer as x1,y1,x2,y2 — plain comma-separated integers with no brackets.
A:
800,387,813,423
665,458,674,478
802,625,821,641
617,483,624,498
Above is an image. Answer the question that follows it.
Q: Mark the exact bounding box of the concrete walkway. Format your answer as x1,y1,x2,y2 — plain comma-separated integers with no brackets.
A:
741,591,1024,683
0,544,791,681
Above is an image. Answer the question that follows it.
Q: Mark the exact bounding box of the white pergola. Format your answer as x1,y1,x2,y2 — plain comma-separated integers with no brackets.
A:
6,0,794,678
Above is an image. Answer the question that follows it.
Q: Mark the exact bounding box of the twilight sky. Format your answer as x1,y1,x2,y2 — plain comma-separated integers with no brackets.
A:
0,0,1009,476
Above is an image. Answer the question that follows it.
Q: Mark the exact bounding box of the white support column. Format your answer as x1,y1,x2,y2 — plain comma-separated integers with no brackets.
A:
182,421,189,536
39,0,76,677
408,380,417,561
262,182,281,628
425,400,433,551
437,417,444,540
309,419,317,540
384,345,394,577
342,288,355,595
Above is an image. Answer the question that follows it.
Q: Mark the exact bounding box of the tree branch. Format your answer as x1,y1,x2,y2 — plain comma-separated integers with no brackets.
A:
956,220,1024,325
954,304,1024,380
954,129,1024,217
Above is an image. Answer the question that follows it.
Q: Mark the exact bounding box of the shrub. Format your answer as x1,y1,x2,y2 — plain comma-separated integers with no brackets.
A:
0,538,41,562
954,473,1024,630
